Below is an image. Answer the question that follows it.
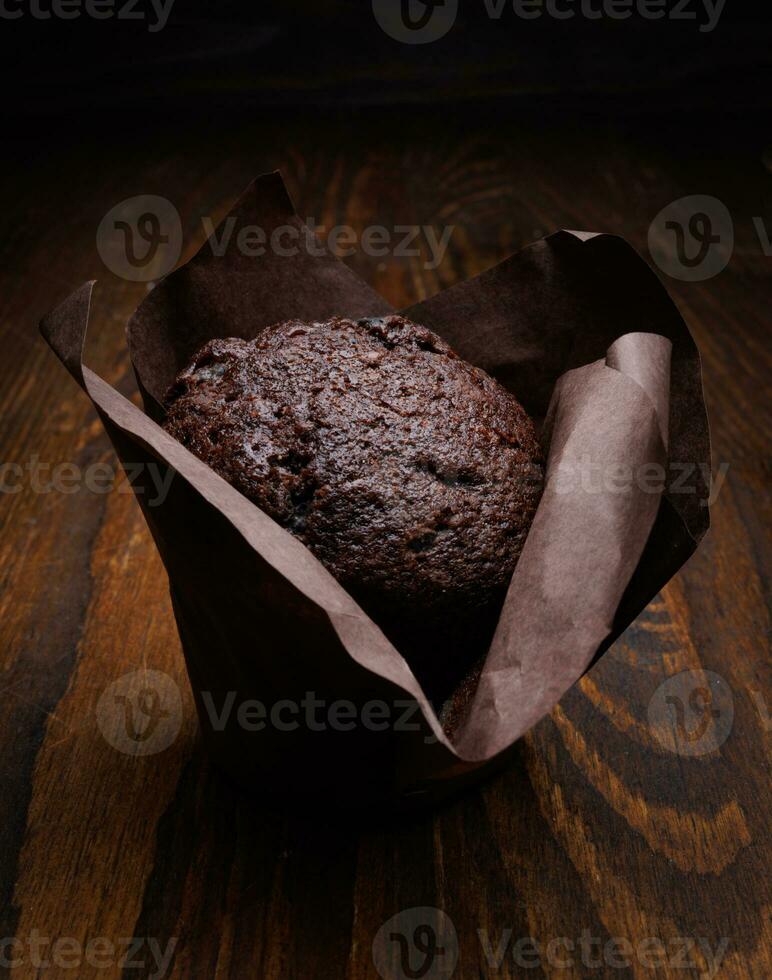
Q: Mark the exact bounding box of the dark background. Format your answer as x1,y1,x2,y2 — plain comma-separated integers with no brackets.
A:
4,2,771,120
5,1,771,208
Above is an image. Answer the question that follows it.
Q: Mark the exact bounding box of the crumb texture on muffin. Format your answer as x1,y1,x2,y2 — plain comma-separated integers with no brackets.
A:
163,315,542,698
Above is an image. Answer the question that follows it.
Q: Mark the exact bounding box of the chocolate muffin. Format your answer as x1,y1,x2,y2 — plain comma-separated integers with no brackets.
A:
163,315,543,702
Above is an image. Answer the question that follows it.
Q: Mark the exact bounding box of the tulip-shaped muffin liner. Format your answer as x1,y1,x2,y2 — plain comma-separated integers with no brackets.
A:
41,172,710,808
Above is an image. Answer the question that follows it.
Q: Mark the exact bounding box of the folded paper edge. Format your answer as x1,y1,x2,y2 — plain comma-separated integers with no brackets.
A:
39,283,457,758
404,226,710,544
125,170,394,411
454,355,669,760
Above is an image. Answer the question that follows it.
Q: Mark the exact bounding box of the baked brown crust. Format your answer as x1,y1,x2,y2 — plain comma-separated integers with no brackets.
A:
163,315,543,701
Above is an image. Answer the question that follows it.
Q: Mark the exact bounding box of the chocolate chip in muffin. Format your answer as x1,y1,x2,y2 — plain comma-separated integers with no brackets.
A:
163,315,543,704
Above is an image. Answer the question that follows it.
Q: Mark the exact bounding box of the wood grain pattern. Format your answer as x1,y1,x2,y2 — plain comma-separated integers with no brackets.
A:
0,111,769,978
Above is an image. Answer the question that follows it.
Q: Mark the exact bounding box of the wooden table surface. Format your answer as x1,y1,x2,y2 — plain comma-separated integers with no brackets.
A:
0,109,769,978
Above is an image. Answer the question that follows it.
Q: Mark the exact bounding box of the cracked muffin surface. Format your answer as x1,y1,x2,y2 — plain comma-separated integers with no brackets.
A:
162,314,543,700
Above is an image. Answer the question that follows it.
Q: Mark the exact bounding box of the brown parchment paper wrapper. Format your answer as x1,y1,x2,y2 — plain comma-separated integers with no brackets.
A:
41,173,710,809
